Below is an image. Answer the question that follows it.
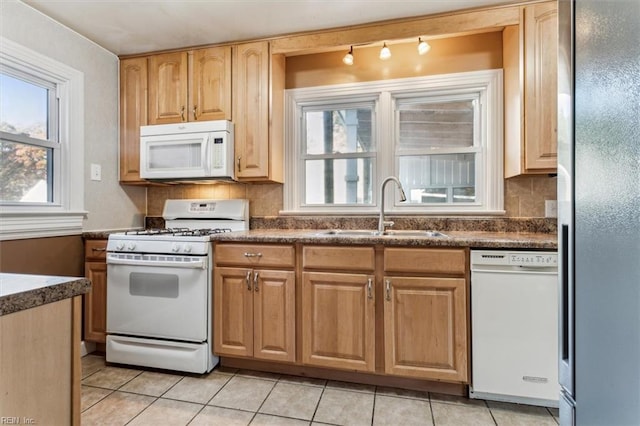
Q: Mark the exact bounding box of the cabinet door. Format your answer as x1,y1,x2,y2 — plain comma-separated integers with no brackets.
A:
253,270,295,362
190,47,232,121
214,267,253,357
302,272,375,372
233,41,270,180
384,276,468,382
119,57,147,183
84,261,107,343
148,51,188,124
523,1,558,171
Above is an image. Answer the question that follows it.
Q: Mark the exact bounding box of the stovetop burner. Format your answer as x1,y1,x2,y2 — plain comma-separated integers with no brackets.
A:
125,228,233,237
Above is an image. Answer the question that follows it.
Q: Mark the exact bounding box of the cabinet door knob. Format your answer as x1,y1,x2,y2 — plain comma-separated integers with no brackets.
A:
367,278,373,300
193,105,198,120
385,279,391,301
253,271,259,292
180,106,185,122
243,252,262,258
237,156,242,172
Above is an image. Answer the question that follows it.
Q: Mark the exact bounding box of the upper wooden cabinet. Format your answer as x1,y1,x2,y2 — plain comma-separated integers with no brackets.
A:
119,57,147,183
233,41,285,182
148,47,231,125
504,1,558,177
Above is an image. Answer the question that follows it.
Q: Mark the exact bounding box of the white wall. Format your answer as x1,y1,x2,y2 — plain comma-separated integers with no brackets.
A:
0,0,146,231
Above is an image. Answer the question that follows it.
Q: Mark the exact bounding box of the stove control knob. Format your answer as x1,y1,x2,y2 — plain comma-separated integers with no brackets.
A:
127,243,136,251
183,244,192,253
172,244,181,253
116,242,125,251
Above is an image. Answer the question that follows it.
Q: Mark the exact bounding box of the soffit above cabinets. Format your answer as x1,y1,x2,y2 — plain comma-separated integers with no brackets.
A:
22,0,519,56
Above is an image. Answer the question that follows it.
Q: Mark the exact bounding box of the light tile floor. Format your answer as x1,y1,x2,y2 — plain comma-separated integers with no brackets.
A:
81,354,560,426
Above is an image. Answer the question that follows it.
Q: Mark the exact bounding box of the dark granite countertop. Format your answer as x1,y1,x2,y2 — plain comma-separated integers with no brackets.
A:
209,229,557,250
0,273,91,316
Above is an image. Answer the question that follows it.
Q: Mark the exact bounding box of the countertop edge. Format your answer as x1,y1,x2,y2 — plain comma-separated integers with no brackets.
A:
208,230,558,250
0,275,91,317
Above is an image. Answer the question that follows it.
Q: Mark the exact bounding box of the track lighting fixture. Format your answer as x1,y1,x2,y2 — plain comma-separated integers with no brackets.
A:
379,42,391,60
417,37,431,55
342,46,354,65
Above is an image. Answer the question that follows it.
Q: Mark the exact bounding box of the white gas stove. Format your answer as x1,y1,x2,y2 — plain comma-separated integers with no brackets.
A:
105,199,248,374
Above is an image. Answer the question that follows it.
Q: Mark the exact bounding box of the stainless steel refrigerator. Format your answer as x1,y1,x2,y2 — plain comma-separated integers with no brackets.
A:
557,0,640,424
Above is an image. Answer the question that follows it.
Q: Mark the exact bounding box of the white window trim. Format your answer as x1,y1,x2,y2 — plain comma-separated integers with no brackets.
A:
0,37,86,240
283,69,504,215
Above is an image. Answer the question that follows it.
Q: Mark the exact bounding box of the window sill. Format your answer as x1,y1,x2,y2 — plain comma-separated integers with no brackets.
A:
0,210,88,241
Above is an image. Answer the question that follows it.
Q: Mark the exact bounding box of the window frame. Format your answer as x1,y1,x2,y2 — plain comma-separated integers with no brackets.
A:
284,69,504,215
0,37,86,240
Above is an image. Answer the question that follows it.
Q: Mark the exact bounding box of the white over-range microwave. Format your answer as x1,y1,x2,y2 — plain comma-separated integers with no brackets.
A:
139,120,234,181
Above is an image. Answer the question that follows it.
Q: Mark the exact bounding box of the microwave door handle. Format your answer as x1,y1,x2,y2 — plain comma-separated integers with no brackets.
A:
204,136,212,174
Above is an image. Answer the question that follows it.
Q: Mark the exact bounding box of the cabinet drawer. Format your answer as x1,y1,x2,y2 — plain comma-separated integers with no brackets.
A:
214,244,294,268
384,248,466,275
85,239,108,261
303,246,374,272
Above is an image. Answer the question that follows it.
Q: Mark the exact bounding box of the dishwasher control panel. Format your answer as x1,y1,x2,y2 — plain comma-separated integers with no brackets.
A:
471,251,558,268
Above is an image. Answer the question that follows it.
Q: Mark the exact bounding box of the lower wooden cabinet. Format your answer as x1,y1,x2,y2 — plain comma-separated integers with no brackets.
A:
383,247,469,383
301,271,375,372
383,276,468,382
214,242,469,385
84,239,108,343
213,244,295,362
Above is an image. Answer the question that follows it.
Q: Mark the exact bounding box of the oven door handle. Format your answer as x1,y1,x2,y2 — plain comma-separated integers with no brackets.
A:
107,256,207,269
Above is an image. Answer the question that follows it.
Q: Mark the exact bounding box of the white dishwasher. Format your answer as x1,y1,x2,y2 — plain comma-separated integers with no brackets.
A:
470,250,559,407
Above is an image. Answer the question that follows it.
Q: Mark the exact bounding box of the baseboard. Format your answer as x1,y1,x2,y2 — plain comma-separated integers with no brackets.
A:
81,340,96,357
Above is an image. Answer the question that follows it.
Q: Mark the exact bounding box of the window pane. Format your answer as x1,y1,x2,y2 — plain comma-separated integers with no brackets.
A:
0,140,51,202
305,108,373,155
305,158,373,205
397,100,474,150
399,154,475,204
0,73,49,140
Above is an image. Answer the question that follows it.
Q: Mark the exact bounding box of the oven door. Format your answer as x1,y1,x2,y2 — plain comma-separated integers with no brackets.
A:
106,252,208,342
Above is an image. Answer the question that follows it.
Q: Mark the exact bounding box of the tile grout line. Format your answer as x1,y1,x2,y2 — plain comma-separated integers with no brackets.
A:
309,383,327,425
247,376,278,425
428,392,436,426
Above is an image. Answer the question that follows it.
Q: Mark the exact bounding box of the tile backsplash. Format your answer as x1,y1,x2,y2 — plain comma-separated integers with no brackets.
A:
147,175,556,218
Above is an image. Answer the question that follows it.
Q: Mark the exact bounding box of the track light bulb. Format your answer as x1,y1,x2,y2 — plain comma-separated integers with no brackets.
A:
418,38,431,55
379,43,391,60
343,46,354,65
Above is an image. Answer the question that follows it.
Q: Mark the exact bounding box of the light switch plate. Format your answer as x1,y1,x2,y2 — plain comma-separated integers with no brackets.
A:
90,163,102,181
545,200,557,218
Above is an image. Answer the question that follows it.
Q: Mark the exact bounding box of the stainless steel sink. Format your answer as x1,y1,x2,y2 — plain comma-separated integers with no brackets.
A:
382,230,448,238
314,229,448,238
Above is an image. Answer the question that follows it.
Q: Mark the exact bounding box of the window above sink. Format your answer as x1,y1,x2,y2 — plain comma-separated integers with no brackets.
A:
283,69,504,216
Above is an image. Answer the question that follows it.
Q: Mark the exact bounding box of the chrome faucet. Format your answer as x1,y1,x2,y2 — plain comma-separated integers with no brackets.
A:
378,176,407,234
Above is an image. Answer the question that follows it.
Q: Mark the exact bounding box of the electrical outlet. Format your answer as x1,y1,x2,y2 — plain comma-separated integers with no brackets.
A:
90,163,102,181
545,200,557,218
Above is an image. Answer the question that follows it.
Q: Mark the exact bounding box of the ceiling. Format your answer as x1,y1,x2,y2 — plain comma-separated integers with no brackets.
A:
22,0,517,56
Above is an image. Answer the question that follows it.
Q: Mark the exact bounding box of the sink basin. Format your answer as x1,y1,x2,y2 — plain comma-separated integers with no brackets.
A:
314,230,448,238
382,230,448,238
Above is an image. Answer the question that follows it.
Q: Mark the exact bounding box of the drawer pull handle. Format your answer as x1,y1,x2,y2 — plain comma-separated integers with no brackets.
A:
253,271,259,292
245,271,252,291
385,279,391,301
367,278,373,299
91,247,107,252
243,252,262,258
